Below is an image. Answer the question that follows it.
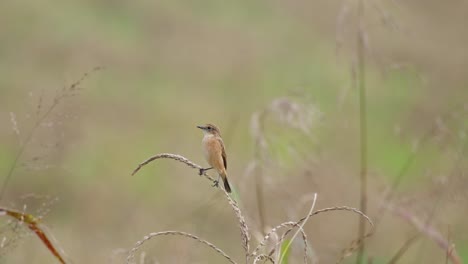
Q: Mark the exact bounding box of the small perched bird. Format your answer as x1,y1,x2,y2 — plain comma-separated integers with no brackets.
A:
197,124,231,193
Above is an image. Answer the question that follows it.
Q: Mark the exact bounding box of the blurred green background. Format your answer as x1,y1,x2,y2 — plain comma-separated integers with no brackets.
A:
0,0,467,263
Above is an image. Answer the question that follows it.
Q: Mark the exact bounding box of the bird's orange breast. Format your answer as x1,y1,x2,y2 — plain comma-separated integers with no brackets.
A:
202,135,225,173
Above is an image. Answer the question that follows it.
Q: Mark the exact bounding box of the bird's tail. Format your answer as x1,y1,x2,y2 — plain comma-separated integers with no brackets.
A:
221,172,231,193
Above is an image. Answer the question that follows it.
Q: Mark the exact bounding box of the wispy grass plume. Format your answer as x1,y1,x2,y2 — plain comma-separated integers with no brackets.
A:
0,66,102,201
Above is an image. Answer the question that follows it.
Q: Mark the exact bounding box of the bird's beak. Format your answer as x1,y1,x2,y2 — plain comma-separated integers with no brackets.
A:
196,125,205,130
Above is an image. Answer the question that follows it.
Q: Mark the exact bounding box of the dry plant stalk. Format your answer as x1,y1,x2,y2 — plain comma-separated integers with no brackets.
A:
126,231,237,264
131,153,216,183
355,0,368,262
223,188,251,255
131,153,374,264
251,203,374,264
131,153,250,261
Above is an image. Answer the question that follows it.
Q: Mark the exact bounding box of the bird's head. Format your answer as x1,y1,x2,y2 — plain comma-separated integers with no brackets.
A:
197,123,221,136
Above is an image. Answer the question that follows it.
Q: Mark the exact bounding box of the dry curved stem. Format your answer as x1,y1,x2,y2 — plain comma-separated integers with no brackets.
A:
325,208,374,264
252,206,374,261
131,153,251,260
131,153,216,183
222,188,251,260
301,206,373,229
126,231,236,264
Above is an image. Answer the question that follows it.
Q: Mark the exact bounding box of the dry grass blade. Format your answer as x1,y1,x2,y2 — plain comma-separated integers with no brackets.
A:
0,207,67,264
131,153,216,183
126,231,236,264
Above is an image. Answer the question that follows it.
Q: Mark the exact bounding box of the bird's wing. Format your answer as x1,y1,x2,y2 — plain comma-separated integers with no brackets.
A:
218,137,227,170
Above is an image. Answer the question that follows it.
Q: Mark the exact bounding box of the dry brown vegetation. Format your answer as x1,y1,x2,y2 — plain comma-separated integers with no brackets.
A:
128,152,373,264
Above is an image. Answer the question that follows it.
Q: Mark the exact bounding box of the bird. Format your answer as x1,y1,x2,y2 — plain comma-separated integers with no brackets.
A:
197,123,231,193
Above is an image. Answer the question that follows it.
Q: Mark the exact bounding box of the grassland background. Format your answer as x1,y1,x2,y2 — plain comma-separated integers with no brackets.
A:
0,0,467,263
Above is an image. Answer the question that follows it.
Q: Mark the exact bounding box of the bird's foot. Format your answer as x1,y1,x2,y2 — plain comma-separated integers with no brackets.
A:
199,167,213,176
212,180,219,187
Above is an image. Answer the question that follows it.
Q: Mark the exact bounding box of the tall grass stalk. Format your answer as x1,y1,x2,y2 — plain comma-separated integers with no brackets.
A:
356,0,368,263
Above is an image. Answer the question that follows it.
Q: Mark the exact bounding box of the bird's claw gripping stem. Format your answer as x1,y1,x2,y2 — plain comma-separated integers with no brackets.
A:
212,180,219,187
199,167,213,176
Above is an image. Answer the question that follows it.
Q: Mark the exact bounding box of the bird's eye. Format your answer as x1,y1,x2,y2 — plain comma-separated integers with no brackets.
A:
207,126,211,130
